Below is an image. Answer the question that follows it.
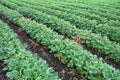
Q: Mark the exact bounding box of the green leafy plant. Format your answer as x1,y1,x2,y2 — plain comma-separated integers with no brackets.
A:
1,1,120,61
0,4,120,80
0,20,60,80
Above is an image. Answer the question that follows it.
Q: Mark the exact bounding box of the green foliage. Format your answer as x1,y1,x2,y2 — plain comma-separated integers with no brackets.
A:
0,20,59,80
1,1,120,61
39,3,120,42
0,4,120,80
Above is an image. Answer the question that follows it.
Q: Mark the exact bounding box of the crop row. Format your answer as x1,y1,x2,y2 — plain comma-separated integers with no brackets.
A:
1,0,120,61
12,0,120,43
63,0,120,15
22,0,120,17
19,0,120,27
20,0,120,26
37,3,120,42
0,19,59,80
0,4,120,80
53,1,120,19
14,1,107,23
89,1,120,10
77,2,120,15
57,4,120,22
21,0,120,21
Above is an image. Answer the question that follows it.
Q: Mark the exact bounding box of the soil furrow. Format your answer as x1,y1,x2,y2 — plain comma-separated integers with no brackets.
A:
22,15,120,69
0,14,87,80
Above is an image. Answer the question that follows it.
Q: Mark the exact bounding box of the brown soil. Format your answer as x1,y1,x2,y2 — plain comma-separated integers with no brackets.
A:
0,14,87,80
1,13,119,80
22,15,120,69
23,15,120,69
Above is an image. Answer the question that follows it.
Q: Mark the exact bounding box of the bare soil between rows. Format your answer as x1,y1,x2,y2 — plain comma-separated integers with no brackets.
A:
0,14,87,80
0,13,120,80
23,15,120,69
22,15,120,69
